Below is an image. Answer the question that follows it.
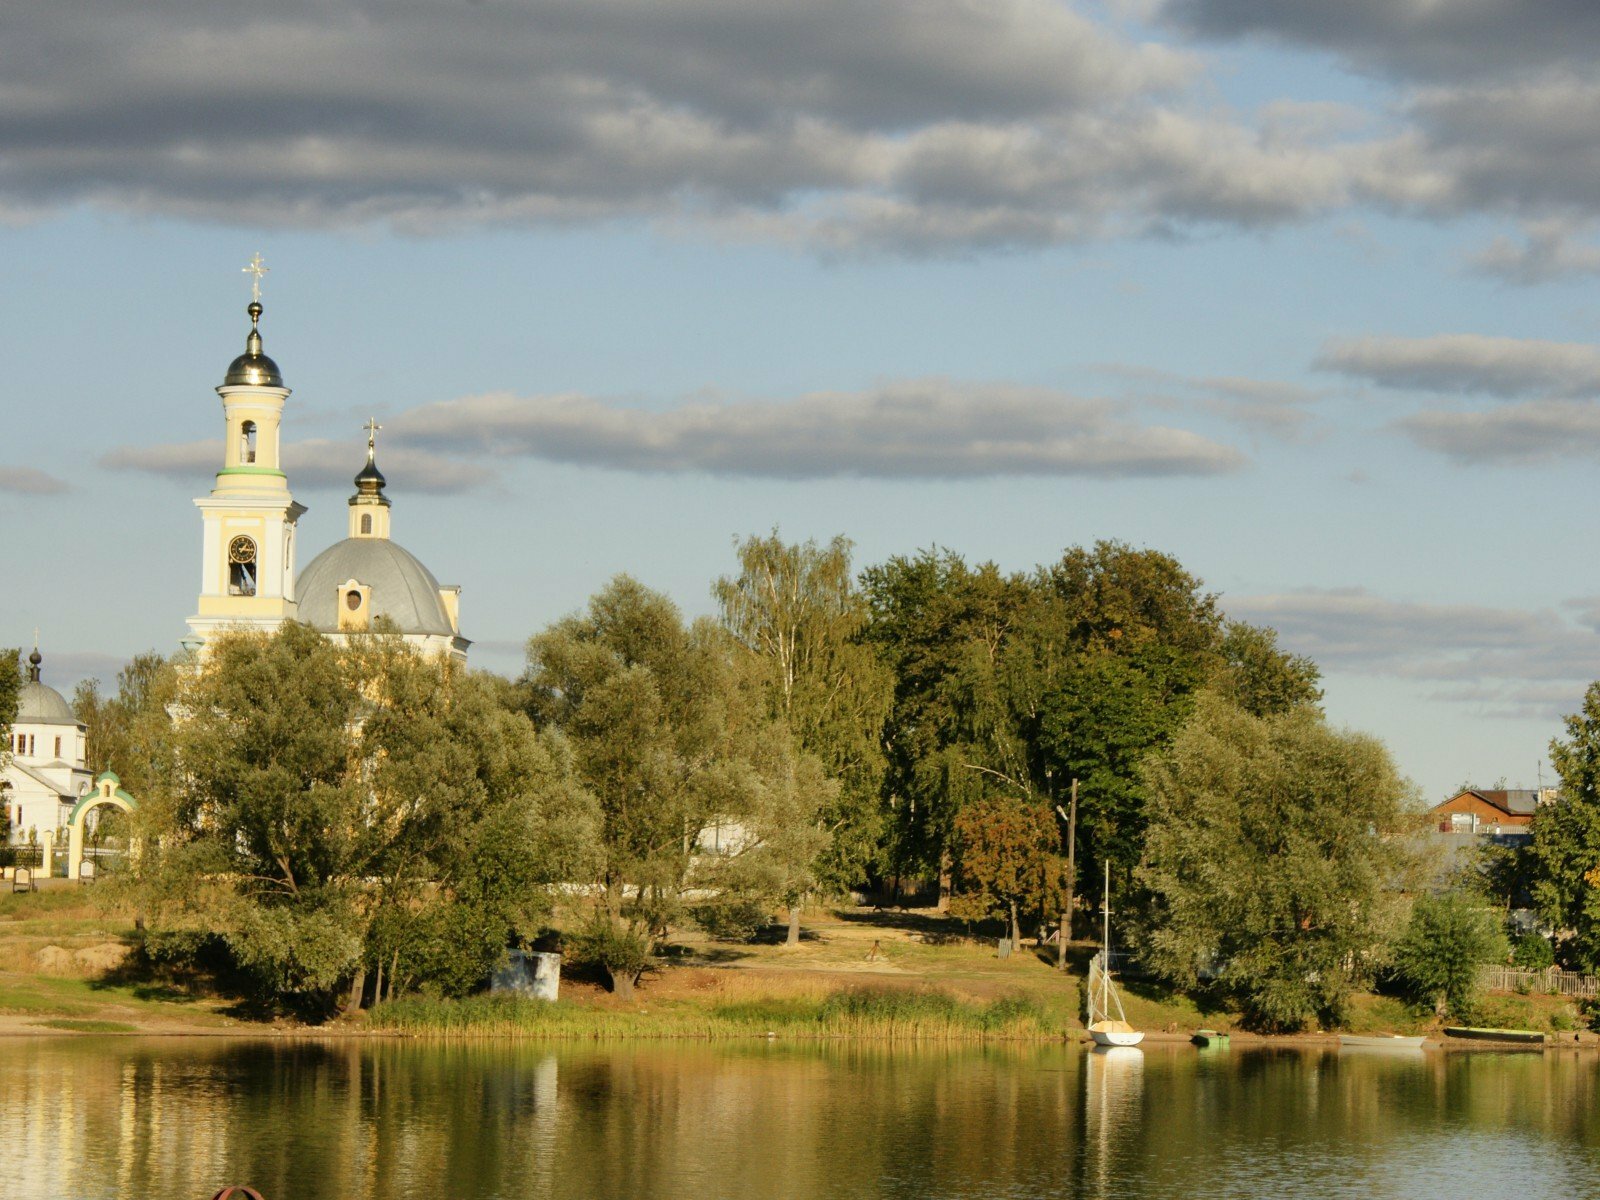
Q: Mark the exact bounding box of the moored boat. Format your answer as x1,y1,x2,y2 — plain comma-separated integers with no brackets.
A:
1443,1026,1545,1044
1339,1034,1427,1049
1087,862,1144,1048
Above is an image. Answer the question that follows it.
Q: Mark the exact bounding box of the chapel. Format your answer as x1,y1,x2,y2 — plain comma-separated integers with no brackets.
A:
1,648,94,845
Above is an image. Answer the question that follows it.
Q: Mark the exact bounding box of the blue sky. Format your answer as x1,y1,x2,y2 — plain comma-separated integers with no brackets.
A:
7,0,1600,800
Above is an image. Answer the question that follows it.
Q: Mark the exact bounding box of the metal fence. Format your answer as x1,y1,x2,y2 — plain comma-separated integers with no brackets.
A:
1481,966,1600,998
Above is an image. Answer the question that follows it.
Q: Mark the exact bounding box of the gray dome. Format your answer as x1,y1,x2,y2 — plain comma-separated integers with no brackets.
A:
296,538,455,637
17,680,79,726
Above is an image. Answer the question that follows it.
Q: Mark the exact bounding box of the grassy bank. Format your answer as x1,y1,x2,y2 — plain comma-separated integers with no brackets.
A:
368,985,1063,1039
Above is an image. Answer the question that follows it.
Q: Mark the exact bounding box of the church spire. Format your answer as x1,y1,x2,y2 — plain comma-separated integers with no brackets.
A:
224,253,283,387
27,636,41,684
349,418,392,539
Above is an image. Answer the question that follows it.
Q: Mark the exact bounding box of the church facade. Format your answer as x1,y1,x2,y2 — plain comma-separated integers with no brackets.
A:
182,291,469,662
2,649,94,847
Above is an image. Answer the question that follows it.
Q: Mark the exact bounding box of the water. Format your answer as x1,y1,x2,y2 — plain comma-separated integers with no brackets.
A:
6,1038,1600,1200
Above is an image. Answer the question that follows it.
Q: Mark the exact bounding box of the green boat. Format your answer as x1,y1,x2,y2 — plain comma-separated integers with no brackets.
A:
1443,1026,1546,1044
1191,1029,1230,1047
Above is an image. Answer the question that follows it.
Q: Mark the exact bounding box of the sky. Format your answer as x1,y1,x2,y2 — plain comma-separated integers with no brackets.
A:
6,0,1600,801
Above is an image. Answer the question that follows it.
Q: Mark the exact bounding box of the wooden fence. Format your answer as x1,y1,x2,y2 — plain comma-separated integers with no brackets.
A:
1480,966,1600,998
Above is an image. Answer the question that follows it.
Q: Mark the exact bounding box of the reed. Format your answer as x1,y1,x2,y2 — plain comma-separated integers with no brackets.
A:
368,985,1057,1040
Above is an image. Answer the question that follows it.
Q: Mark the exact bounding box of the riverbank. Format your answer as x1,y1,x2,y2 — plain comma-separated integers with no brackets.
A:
3,888,1596,1044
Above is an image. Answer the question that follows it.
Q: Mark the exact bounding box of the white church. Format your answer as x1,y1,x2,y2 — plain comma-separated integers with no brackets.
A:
6,266,468,847
183,278,469,662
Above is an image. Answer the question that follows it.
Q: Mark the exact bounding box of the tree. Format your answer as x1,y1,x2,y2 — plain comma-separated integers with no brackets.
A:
1527,683,1600,971
950,795,1059,946
1389,891,1507,1019
72,652,179,797
1138,695,1415,1031
715,531,891,919
0,648,18,770
130,623,593,1013
525,576,759,998
1215,621,1322,717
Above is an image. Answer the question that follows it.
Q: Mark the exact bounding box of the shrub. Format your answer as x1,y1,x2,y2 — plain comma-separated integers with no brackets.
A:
1390,892,1508,1020
1511,932,1555,971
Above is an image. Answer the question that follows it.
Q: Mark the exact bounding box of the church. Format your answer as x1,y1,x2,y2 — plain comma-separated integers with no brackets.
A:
181,273,469,662
5,267,468,849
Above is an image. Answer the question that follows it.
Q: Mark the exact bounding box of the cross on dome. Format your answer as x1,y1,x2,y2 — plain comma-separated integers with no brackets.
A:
365,417,383,460
241,252,269,303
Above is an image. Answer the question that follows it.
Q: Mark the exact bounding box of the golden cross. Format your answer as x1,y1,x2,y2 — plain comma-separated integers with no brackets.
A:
365,417,383,457
242,252,270,302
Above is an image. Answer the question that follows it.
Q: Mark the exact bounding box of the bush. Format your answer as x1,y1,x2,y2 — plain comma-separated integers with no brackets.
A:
1390,892,1508,1020
690,898,772,941
1511,932,1555,971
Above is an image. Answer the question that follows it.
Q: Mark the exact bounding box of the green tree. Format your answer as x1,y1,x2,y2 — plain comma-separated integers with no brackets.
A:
1389,891,1507,1018
1215,621,1322,717
950,795,1059,946
1138,695,1415,1031
715,531,891,916
525,576,759,998
1527,683,1600,971
0,648,18,768
72,652,179,797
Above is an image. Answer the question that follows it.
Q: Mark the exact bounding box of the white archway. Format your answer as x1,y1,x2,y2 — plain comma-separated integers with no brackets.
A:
66,772,138,882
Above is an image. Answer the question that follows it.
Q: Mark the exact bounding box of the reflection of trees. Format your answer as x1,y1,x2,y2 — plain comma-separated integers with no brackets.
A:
11,1039,1600,1200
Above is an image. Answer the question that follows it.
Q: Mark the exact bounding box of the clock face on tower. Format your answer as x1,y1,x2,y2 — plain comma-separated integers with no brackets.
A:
228,536,257,565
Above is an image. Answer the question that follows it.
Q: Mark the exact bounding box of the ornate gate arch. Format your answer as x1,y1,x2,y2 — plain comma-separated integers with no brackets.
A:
67,772,138,882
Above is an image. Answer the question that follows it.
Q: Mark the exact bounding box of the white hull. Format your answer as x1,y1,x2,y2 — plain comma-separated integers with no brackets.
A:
1339,1034,1426,1050
1090,1027,1146,1047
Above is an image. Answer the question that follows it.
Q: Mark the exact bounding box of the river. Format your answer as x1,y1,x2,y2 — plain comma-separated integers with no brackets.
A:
5,1038,1598,1199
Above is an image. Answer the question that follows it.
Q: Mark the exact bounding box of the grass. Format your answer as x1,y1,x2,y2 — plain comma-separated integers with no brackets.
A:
368,984,1065,1040
32,1018,139,1033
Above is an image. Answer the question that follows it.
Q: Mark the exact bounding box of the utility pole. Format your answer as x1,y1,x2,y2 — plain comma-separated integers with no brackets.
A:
1055,777,1078,972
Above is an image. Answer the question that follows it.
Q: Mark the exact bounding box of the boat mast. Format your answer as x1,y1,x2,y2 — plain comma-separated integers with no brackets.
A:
1100,859,1111,1016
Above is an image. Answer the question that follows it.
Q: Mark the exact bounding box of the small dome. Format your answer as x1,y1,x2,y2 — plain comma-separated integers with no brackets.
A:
297,538,456,637
355,456,386,491
17,680,79,727
222,301,284,388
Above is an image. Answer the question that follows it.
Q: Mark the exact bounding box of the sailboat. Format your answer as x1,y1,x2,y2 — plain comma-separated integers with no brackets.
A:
1087,861,1144,1047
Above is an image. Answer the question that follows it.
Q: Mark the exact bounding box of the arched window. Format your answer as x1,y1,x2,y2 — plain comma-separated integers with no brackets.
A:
360,513,372,535
240,421,257,464
228,535,258,596
345,589,363,611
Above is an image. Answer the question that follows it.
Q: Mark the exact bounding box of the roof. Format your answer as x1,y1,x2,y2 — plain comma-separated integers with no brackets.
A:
296,537,455,637
1435,789,1542,818
15,679,79,727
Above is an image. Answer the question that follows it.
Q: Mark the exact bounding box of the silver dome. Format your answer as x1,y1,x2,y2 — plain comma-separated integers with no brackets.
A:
17,680,80,726
296,538,455,637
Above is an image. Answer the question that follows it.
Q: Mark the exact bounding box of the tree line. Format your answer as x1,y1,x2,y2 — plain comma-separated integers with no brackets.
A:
18,532,1600,1029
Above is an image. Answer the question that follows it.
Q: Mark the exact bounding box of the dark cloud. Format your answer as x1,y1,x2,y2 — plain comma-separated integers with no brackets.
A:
1228,586,1600,718
0,0,1366,251
391,380,1248,479
0,466,69,496
1161,0,1600,82
101,438,486,493
1317,334,1600,399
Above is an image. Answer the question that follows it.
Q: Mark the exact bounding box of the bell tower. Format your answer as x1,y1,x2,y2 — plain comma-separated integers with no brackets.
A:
184,254,307,652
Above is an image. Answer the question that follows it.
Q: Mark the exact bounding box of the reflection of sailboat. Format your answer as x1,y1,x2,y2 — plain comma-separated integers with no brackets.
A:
1087,862,1144,1047
1084,1044,1144,1199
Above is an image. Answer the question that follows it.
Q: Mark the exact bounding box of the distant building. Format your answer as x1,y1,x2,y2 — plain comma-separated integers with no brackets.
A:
1429,788,1555,837
2,648,93,846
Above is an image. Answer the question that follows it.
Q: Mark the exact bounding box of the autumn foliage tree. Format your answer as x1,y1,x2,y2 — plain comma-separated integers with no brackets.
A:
949,795,1060,947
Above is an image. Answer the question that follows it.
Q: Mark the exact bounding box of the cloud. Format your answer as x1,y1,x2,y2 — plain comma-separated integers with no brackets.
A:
391,380,1247,479
1470,219,1600,284
0,0,1373,251
1091,364,1325,441
1316,334,1600,399
1228,585,1600,718
0,466,69,496
1398,400,1600,465
1161,0,1600,82
101,439,486,493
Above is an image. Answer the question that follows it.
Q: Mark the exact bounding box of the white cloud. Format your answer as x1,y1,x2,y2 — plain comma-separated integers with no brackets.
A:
0,466,69,496
1227,585,1600,718
101,439,486,493
1317,334,1600,399
1471,220,1600,285
391,379,1247,479
1398,400,1600,465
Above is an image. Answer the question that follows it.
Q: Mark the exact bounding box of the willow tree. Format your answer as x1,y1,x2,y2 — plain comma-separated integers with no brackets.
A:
715,532,891,925
1139,695,1415,1031
1527,683,1600,971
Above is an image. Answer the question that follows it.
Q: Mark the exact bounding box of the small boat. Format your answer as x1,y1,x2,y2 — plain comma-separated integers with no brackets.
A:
1339,1034,1427,1049
1443,1026,1545,1044
1087,862,1144,1048
1192,1029,1230,1047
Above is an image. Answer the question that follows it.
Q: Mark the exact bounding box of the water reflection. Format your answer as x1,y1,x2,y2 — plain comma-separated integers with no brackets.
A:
7,1038,1600,1200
